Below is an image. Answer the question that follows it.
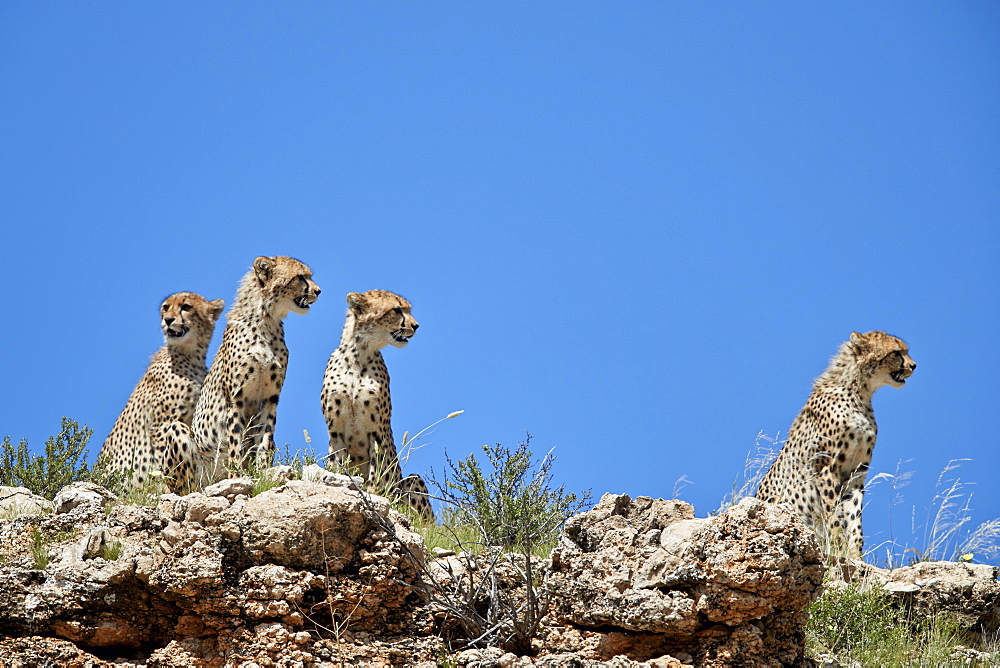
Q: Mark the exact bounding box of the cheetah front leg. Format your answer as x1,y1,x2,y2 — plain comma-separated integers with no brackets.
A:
398,473,434,523
156,421,218,493
829,468,868,560
252,394,280,469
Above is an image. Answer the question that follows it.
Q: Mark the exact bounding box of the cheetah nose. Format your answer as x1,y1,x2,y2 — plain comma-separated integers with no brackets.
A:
412,322,419,331
313,287,321,296
164,317,175,325
910,362,917,371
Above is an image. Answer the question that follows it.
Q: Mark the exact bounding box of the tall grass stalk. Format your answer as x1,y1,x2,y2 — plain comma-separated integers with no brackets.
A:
715,431,781,514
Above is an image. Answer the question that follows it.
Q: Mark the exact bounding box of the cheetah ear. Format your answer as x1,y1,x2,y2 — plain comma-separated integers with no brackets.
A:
208,299,225,322
849,331,869,352
253,256,275,282
346,292,368,314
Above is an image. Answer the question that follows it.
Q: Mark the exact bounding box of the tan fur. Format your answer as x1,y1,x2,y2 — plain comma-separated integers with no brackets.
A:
98,292,224,489
320,290,432,520
756,331,916,558
163,256,320,490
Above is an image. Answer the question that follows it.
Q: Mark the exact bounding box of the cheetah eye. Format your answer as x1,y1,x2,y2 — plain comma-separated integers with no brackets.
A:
181,304,193,312
393,307,403,316
162,304,169,312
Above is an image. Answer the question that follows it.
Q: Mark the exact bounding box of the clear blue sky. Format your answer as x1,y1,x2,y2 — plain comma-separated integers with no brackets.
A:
2,3,997,566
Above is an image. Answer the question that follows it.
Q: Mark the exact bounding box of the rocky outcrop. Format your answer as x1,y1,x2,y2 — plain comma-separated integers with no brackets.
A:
0,480,434,666
2,479,993,667
0,485,53,515
830,557,1000,644
545,494,825,667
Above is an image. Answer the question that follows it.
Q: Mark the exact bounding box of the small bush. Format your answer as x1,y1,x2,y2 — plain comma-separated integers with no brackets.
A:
424,437,591,652
0,418,95,500
438,438,591,556
806,579,969,665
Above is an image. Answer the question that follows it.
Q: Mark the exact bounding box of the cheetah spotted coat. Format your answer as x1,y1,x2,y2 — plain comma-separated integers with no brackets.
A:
756,331,916,558
321,290,432,520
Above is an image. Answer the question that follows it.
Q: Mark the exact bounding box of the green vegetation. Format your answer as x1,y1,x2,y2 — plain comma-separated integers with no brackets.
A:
437,439,590,557
100,539,122,561
420,437,591,652
29,528,50,569
804,579,982,665
0,418,96,500
416,510,484,555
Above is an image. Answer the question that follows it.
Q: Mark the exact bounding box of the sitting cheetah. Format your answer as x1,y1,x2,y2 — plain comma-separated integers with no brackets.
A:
98,292,224,489
756,331,916,558
164,256,321,489
321,290,432,520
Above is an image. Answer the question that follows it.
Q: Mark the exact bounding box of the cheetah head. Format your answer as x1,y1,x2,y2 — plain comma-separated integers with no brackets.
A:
851,331,917,390
252,256,321,318
160,292,225,346
346,290,419,350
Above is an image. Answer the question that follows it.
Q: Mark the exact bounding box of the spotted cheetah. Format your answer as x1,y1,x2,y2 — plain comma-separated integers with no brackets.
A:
756,331,916,558
163,256,320,489
321,290,432,520
98,292,224,489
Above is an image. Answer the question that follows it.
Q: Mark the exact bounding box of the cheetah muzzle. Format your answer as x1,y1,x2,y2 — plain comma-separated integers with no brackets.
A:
294,295,315,311
390,330,411,345
890,368,911,384
165,325,188,339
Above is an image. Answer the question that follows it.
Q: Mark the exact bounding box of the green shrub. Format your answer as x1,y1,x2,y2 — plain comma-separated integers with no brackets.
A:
0,418,95,500
423,437,591,652
439,438,591,556
806,579,970,665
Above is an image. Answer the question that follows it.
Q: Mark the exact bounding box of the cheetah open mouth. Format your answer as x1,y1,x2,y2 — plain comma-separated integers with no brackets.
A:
890,370,909,384
166,326,188,338
390,331,411,344
294,296,312,310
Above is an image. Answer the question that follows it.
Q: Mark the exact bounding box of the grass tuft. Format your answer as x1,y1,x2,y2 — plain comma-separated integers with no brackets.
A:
805,578,980,665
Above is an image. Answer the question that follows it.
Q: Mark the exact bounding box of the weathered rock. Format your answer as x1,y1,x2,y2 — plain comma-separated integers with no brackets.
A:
201,476,253,500
0,486,54,516
0,479,427,663
2,479,995,666
830,557,1000,643
547,494,824,666
880,560,1000,632
52,481,119,514
302,462,363,488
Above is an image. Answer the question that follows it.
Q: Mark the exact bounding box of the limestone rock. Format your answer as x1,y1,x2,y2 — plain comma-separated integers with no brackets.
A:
0,486,54,516
0,479,426,662
52,481,118,514
202,476,254,500
302,462,363,488
831,557,1000,643
548,494,824,666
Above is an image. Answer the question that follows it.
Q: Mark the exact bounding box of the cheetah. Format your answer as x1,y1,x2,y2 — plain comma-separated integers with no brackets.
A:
163,256,321,489
321,290,432,520
98,292,224,489
756,331,916,558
